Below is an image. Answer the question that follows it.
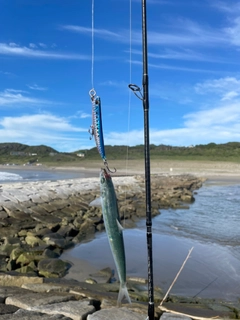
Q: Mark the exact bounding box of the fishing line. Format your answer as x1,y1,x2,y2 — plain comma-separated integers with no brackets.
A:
91,0,94,89
126,0,132,168
89,0,116,173
122,0,133,226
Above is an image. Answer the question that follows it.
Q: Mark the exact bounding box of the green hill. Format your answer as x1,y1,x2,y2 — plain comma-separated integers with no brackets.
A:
0,143,78,165
0,142,240,166
0,143,57,156
77,142,240,162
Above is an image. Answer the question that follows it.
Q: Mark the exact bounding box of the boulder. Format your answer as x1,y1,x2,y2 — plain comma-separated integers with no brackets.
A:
38,259,71,278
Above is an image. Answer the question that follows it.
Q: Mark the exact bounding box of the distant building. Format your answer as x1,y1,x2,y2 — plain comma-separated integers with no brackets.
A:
10,151,38,156
77,153,85,158
10,151,26,156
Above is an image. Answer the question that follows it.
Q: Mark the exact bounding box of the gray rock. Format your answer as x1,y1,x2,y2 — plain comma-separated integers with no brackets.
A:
0,244,20,257
9,248,25,261
30,300,95,320
87,307,146,320
5,210,31,220
0,286,32,302
73,217,84,229
25,235,45,247
0,303,19,315
57,225,79,238
38,259,71,278
160,313,192,320
21,283,70,293
0,226,20,238
5,291,77,309
14,264,37,274
0,273,43,287
31,212,62,226
43,233,67,249
16,252,42,266
88,267,113,284
43,249,60,259
0,309,72,319
0,211,8,219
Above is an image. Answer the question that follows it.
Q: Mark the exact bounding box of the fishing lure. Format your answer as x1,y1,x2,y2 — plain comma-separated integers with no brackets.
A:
89,89,116,173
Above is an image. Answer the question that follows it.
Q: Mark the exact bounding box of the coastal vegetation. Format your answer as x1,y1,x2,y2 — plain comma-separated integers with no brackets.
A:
0,142,240,165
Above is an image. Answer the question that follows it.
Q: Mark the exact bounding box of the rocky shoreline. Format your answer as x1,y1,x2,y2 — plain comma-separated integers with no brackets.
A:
0,173,239,319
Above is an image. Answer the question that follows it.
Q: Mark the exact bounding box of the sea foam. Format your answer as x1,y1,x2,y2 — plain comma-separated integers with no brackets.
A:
0,171,23,182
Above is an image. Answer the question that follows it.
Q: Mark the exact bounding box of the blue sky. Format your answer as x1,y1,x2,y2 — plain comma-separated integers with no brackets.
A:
1,0,240,152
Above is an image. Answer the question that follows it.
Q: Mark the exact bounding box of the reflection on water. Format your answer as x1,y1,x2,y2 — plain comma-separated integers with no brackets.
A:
146,183,240,255
62,182,240,302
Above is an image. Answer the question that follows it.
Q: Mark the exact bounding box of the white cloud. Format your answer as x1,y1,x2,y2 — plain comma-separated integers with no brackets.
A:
39,42,47,48
212,1,240,14
79,113,91,119
131,60,216,73
224,17,240,46
195,77,240,100
104,101,240,147
144,19,227,47
61,25,121,39
9,42,18,47
183,103,240,128
0,89,51,107
0,70,15,77
74,111,91,119
29,43,38,48
101,76,240,147
27,84,48,91
4,89,27,93
212,2,240,47
100,80,128,87
62,19,228,48
131,48,227,63
131,20,225,47
0,114,84,132
0,114,87,152
0,43,91,60
221,91,239,101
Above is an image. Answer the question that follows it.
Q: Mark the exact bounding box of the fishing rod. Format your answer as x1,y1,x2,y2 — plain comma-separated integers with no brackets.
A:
129,0,154,319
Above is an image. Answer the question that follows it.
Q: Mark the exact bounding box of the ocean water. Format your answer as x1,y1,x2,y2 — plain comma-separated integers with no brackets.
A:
0,168,96,183
62,180,240,302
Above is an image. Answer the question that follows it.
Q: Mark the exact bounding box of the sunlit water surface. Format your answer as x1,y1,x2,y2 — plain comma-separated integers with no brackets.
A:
62,181,240,302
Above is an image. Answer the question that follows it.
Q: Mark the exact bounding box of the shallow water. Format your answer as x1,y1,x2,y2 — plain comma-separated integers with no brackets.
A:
62,181,240,302
0,169,94,183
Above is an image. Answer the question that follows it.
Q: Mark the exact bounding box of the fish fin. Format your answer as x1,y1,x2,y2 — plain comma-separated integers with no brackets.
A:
117,283,131,307
116,219,124,232
89,197,102,207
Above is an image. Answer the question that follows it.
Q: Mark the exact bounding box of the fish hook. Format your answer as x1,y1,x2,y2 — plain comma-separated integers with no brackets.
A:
104,160,116,173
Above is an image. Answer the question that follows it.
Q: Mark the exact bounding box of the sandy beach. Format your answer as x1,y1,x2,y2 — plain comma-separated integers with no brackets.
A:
1,159,240,179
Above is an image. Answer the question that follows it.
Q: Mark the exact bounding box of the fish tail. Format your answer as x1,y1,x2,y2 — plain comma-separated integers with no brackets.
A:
117,283,131,306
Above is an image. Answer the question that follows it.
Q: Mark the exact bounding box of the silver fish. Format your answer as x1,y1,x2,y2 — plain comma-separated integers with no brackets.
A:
100,168,131,306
